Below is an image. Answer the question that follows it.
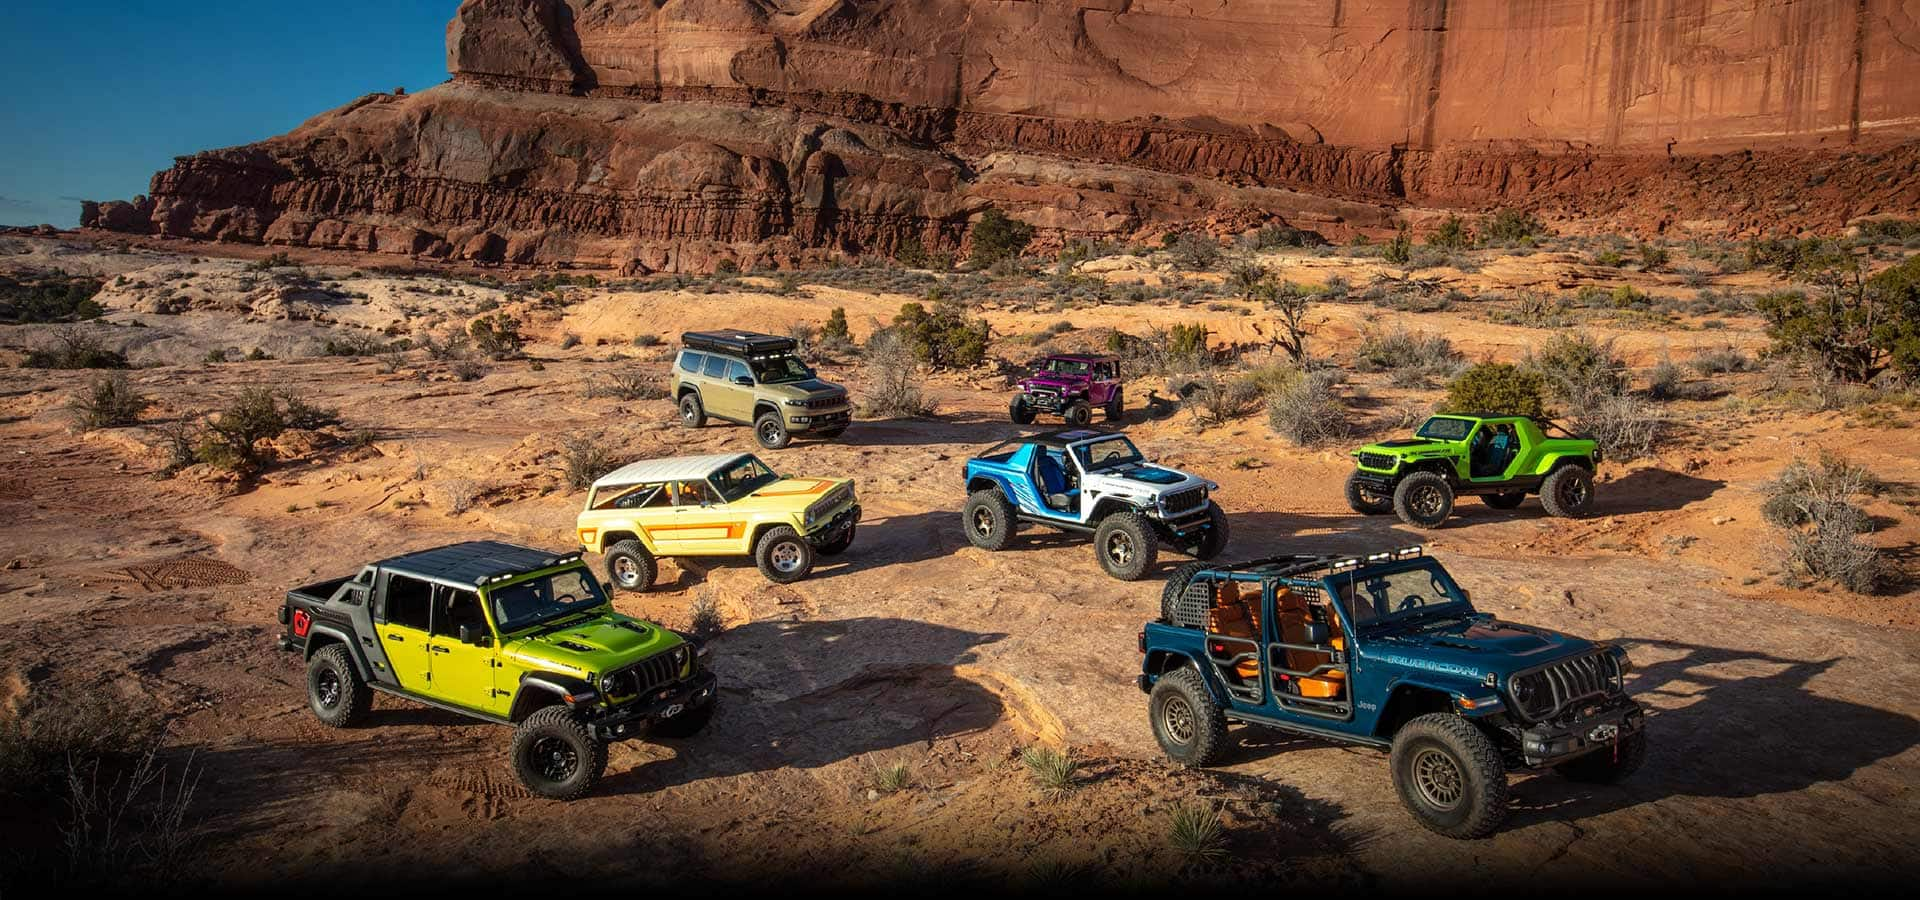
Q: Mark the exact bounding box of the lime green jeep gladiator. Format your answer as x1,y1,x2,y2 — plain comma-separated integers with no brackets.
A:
278,541,717,800
1347,414,1599,528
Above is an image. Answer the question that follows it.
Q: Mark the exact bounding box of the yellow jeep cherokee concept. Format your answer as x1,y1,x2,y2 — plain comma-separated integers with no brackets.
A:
576,452,860,589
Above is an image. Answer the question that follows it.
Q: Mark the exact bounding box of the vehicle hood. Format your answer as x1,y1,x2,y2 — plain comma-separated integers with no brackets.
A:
760,379,848,401
1085,464,1210,498
730,476,854,512
502,613,684,678
1356,437,1456,457
1020,374,1090,390
1365,614,1596,681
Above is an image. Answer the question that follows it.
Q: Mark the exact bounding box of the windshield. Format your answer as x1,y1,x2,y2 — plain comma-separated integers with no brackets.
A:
490,568,607,633
1073,436,1143,471
1416,416,1475,441
1041,358,1091,377
751,355,813,385
711,455,780,501
1329,564,1466,627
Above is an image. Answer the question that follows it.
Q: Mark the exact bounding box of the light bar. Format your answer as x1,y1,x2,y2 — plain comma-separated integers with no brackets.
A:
1329,545,1423,572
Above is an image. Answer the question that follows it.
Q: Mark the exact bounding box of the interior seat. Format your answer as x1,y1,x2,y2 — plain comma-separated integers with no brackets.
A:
1275,587,1346,700
1034,451,1076,511
1206,581,1262,680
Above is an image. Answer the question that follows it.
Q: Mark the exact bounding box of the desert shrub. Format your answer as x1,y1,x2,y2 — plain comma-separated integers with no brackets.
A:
154,420,201,476
0,683,163,797
1426,215,1472,251
1266,369,1350,446
1482,209,1547,245
0,272,105,322
1168,232,1221,271
1575,393,1664,461
1109,323,1211,375
861,328,934,417
55,746,203,886
1525,332,1628,407
23,325,129,369
1168,802,1227,862
689,596,724,637
1256,279,1318,364
559,434,616,490
558,332,580,350
869,760,914,795
1753,253,1920,383
281,394,340,431
1224,258,1270,299
244,252,296,271
969,208,1034,266
1354,325,1462,386
1020,746,1079,797
1382,226,1414,265
450,358,487,381
1690,347,1753,375
632,333,663,348
1443,363,1547,418
467,313,525,358
1762,455,1888,593
1645,359,1685,400
588,370,666,401
1187,375,1264,427
1638,243,1671,271
1247,224,1323,250
893,301,989,369
419,328,471,360
822,307,852,342
434,479,478,514
320,332,389,357
68,374,150,429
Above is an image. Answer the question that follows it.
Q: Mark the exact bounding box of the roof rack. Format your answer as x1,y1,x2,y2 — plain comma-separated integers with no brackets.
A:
682,330,798,358
1217,545,1426,579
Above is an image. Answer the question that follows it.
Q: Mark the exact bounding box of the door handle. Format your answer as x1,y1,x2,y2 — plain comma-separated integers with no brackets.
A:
429,645,450,654
386,633,404,642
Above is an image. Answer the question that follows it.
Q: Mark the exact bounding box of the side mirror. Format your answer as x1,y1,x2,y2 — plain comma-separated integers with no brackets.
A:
1460,589,1473,605
601,581,614,595
732,375,753,386
1302,622,1330,645
458,625,490,647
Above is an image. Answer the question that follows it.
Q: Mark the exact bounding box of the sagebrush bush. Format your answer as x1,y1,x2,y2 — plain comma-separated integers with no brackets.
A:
559,434,616,490
894,301,989,368
1574,393,1664,461
1187,375,1264,427
1354,325,1462,386
1763,455,1888,593
68,374,150,430
1168,232,1221,271
1525,332,1628,406
861,328,934,418
1690,346,1754,375
1267,369,1350,446
587,370,667,401
1,683,163,797
467,313,525,358
24,325,129,370
1443,363,1547,418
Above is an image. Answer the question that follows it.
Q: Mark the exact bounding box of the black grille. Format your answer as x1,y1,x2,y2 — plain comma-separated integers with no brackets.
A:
1357,452,1396,470
802,394,846,410
609,649,684,701
1509,651,1619,721
1163,487,1207,516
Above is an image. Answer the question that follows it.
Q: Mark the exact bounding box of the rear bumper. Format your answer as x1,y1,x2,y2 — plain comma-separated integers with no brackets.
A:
1517,697,1645,767
587,670,718,741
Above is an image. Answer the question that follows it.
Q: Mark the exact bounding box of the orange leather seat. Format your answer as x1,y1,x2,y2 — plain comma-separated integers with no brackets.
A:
1206,582,1262,680
1275,587,1346,699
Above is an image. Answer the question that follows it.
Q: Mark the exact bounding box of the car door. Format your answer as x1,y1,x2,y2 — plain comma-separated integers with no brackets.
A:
700,354,742,421
664,479,743,554
375,572,436,693
426,584,503,715
1197,576,1268,708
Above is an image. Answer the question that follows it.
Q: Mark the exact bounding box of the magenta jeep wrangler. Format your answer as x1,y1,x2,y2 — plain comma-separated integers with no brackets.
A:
1010,354,1124,425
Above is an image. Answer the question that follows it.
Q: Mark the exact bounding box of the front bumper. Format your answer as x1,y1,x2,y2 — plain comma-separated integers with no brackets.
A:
805,503,862,546
1517,696,1644,767
1019,389,1082,413
1349,469,1400,490
1156,506,1215,539
787,408,852,431
586,670,718,741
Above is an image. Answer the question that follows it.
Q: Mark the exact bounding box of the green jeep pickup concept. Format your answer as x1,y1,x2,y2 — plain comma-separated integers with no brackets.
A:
279,541,717,800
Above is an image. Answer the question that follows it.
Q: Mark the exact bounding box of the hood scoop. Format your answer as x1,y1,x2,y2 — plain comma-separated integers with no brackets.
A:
616,621,651,636
553,639,598,653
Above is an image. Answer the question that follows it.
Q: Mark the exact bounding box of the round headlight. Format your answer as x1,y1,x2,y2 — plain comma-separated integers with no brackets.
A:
599,674,617,694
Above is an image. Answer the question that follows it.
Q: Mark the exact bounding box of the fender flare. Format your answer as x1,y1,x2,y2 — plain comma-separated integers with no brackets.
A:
1143,650,1229,706
1372,675,1503,737
303,623,373,681
1541,453,1595,475
509,672,597,723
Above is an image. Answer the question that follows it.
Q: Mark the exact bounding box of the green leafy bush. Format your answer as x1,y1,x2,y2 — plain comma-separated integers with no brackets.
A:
968,209,1034,266
1382,226,1413,265
467,313,525,358
1426,215,1472,251
1168,232,1222,271
1754,254,1920,383
1443,363,1547,418
0,272,105,322
68,374,150,429
893,301,989,368
1482,209,1547,245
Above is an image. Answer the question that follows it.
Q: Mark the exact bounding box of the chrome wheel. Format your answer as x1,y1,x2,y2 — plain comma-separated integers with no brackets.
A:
315,669,340,709
1160,694,1195,746
530,736,579,784
770,541,805,573
612,555,640,587
1414,748,1464,810
759,421,782,444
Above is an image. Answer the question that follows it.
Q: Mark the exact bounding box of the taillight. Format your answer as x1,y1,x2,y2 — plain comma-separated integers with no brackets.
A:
1136,630,1146,653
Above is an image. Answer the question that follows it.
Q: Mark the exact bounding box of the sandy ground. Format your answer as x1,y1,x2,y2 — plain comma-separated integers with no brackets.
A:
1,235,1917,889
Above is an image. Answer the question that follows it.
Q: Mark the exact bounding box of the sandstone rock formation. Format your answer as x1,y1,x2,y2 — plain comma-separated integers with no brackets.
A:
87,1,1920,270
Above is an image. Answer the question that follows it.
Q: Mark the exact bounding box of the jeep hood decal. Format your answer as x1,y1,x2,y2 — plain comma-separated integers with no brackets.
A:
1375,615,1591,670
1116,465,1187,485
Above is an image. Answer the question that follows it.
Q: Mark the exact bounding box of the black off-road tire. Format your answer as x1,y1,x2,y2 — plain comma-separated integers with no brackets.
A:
1160,560,1212,623
649,697,718,740
962,489,1016,551
1064,401,1093,427
1554,728,1647,784
1149,667,1229,767
307,644,371,728
815,525,856,556
1389,713,1510,839
1482,491,1527,510
1540,465,1595,518
1095,511,1158,581
754,525,814,583
1105,389,1125,422
1345,473,1394,515
678,392,707,428
1393,471,1455,529
603,539,657,593
511,706,608,801
754,411,791,450
1009,395,1036,425
1181,503,1231,560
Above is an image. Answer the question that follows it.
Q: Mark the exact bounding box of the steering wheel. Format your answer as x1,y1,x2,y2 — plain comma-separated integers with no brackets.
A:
1395,595,1425,613
555,594,577,606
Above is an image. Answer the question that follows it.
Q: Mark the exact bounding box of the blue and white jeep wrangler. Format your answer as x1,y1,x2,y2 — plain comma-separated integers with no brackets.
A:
1139,547,1646,838
960,429,1229,580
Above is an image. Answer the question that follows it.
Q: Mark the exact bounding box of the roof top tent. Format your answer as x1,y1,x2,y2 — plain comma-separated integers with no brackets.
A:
373,540,583,587
681,331,798,359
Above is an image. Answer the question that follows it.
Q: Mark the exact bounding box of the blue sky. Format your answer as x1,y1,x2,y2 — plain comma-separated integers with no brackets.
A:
0,2,454,227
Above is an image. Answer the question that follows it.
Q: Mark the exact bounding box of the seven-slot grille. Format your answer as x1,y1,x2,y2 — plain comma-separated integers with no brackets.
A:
606,647,687,702
1162,487,1207,516
1508,651,1620,721
798,394,846,410
1357,452,1397,471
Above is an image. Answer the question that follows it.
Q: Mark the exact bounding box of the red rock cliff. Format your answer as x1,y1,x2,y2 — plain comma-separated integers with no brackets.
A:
91,0,1920,270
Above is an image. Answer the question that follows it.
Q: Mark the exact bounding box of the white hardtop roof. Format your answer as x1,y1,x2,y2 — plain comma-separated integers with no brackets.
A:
591,452,753,488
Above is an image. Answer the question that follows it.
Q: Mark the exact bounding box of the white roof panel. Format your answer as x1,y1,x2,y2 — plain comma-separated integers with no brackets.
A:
591,452,752,488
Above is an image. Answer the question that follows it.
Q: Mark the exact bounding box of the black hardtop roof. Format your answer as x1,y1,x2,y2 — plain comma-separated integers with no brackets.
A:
1208,546,1428,582
1032,427,1122,446
374,541,582,586
1042,352,1119,363
681,330,798,356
